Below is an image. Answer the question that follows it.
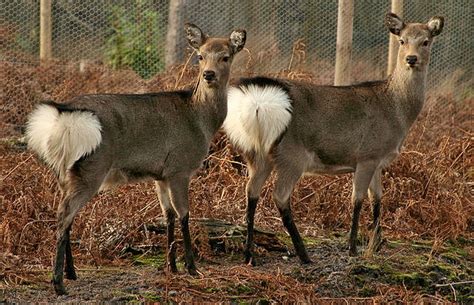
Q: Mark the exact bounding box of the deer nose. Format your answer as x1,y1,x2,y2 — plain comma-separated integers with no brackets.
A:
406,55,418,65
203,70,216,81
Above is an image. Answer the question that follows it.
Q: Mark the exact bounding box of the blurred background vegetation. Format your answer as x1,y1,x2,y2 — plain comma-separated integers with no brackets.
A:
0,0,471,84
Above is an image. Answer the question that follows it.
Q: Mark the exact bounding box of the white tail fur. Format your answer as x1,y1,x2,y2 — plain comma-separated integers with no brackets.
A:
26,104,102,178
224,85,292,154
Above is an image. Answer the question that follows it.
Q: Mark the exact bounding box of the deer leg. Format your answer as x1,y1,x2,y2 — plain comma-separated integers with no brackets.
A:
155,181,178,273
53,184,99,295
58,179,77,280
367,169,383,255
368,169,382,229
244,157,272,265
53,222,69,295
64,224,77,280
349,161,377,256
168,176,197,275
273,169,311,264
53,160,108,295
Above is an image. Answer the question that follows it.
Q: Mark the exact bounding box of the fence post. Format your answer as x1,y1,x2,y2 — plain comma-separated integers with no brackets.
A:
387,0,403,76
165,0,186,68
40,0,52,62
334,0,354,86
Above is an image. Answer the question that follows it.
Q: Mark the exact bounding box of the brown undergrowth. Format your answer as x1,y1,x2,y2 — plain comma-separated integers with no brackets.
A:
0,61,472,302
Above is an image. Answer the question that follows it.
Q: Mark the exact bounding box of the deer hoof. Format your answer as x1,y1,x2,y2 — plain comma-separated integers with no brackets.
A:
52,279,67,296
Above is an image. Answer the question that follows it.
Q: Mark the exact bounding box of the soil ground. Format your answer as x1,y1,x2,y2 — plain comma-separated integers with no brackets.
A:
1,233,472,303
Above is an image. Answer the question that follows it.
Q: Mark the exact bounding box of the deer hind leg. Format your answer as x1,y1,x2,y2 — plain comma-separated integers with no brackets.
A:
155,180,178,273
366,168,383,255
273,164,311,264
53,176,103,295
244,155,273,265
64,224,77,280
167,175,197,275
349,161,378,256
58,184,77,281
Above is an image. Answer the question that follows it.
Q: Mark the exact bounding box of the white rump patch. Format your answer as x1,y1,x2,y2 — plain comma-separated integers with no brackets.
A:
26,104,102,178
224,85,292,154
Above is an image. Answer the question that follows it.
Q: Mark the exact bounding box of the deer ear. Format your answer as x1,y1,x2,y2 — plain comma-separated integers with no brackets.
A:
385,13,405,36
427,16,444,37
185,23,207,50
229,29,246,54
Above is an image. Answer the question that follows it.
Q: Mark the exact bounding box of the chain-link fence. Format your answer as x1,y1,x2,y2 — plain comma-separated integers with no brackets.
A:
1,0,472,138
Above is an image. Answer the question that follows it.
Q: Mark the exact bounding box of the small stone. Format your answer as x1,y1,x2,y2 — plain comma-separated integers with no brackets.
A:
168,290,178,296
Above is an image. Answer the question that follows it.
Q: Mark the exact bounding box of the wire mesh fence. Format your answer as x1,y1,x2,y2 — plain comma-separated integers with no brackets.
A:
1,0,472,138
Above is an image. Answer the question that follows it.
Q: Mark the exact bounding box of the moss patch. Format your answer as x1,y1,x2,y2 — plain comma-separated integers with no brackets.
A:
344,239,473,302
132,253,166,269
141,291,162,302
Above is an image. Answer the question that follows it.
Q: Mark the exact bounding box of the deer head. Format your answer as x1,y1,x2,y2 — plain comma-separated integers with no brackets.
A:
185,23,246,89
385,13,444,71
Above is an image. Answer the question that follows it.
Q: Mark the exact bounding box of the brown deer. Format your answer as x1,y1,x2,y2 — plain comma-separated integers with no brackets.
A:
223,13,444,264
26,23,246,295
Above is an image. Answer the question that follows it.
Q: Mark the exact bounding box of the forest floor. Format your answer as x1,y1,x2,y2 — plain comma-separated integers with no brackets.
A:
1,225,472,303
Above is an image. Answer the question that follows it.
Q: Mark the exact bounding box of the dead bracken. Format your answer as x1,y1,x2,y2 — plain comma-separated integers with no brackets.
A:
0,60,472,302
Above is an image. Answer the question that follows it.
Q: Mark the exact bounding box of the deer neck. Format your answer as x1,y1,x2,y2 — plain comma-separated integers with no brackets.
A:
192,79,228,141
387,64,428,125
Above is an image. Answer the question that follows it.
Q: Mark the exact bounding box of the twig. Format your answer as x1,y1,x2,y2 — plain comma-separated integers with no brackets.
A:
174,50,195,89
422,135,450,197
209,154,246,167
294,177,346,204
242,47,252,70
288,44,296,71
18,219,56,248
1,154,33,182
448,142,469,170
450,283,457,302
434,280,473,287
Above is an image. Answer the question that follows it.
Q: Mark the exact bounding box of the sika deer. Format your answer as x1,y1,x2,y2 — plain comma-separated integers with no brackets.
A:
26,23,246,295
223,13,443,264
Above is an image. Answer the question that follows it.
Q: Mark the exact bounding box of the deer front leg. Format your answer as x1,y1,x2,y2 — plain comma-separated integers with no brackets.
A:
155,181,178,273
168,176,197,275
366,169,383,255
349,161,377,256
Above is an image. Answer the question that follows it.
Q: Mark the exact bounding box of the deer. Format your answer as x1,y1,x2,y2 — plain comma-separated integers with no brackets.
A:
25,23,246,295
223,13,444,265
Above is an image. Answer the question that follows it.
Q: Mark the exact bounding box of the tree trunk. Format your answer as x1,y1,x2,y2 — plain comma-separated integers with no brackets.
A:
40,0,52,62
387,0,403,76
165,0,186,68
334,0,354,86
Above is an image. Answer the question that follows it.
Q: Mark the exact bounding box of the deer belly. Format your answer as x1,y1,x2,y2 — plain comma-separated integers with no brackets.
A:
380,150,400,169
304,151,356,175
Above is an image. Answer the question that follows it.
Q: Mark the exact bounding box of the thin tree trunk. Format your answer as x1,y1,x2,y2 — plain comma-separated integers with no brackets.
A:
334,0,354,86
387,0,403,76
40,0,52,62
165,0,186,68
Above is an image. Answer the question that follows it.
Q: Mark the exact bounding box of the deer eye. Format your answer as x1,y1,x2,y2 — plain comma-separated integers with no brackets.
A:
222,56,230,62
399,39,405,45
198,55,203,61
422,40,429,46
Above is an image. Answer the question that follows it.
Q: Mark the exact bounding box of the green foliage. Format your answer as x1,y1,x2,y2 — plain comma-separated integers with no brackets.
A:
105,1,164,79
132,253,166,268
141,291,162,302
